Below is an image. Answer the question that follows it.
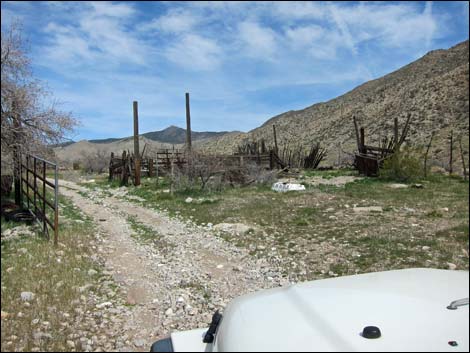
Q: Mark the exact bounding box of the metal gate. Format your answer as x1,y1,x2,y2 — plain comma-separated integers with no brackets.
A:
20,154,59,245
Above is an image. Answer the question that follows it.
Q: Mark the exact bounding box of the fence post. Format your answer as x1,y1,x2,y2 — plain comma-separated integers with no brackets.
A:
133,101,141,186
26,155,30,209
353,115,362,153
42,160,47,237
156,156,159,187
273,124,279,155
54,163,59,246
185,92,192,153
148,158,154,177
394,117,399,151
360,127,365,153
34,158,37,216
170,159,174,195
458,137,467,181
449,130,453,175
424,132,434,178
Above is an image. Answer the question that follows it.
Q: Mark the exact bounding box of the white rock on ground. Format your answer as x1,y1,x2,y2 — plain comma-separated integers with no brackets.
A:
20,292,35,302
213,223,254,235
352,206,383,213
388,183,408,189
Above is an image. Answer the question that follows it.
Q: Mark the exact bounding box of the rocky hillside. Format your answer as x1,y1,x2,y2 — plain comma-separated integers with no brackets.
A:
196,40,469,169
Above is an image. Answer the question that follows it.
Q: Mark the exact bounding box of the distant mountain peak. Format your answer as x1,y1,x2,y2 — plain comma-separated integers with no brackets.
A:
88,125,232,145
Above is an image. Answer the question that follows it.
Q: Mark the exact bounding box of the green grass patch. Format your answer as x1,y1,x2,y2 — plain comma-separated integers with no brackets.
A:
126,215,174,253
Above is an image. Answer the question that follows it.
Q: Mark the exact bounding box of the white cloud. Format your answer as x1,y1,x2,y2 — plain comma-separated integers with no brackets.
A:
271,1,328,20
165,33,222,71
278,2,441,60
284,25,341,59
285,25,323,47
89,1,135,18
238,21,278,60
41,2,149,67
325,2,439,50
139,10,201,34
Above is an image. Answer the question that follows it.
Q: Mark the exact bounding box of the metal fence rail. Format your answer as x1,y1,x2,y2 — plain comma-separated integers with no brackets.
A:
20,154,59,245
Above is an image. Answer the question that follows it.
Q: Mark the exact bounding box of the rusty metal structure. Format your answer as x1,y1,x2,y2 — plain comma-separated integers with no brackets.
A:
20,154,59,244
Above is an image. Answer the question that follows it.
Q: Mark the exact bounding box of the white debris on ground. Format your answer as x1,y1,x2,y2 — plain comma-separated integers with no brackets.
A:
352,206,383,213
388,183,408,189
272,182,306,192
1,225,36,241
213,223,256,235
126,195,146,202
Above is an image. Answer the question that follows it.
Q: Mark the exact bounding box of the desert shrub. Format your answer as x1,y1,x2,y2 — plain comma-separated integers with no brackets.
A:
170,156,277,193
72,161,81,170
169,153,224,192
380,147,424,182
80,149,108,174
242,162,277,185
172,166,197,192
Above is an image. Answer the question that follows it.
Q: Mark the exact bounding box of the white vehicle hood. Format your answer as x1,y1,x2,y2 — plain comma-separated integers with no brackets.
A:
212,268,469,352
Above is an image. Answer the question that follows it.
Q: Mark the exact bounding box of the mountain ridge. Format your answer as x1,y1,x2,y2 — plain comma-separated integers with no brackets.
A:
196,39,469,169
86,125,235,144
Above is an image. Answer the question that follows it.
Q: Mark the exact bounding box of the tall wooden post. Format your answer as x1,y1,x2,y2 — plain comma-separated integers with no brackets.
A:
459,137,467,181
133,101,141,186
155,156,159,187
170,158,174,195
394,117,399,151
449,130,453,175
273,124,279,155
360,127,365,153
353,115,361,153
148,158,154,177
185,93,192,153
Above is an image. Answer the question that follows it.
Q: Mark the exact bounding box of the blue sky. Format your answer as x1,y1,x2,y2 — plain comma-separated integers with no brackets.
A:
2,1,469,141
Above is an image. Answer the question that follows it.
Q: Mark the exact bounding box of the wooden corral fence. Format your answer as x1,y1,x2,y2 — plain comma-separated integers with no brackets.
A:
109,148,188,184
212,151,283,170
20,154,59,245
109,148,286,185
353,114,411,176
235,137,327,170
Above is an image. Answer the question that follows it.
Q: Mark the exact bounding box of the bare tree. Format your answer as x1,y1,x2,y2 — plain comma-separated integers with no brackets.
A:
190,153,224,190
171,152,224,191
1,21,77,172
80,149,109,174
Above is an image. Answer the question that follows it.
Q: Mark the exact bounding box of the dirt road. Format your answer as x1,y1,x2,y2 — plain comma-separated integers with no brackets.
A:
58,179,286,351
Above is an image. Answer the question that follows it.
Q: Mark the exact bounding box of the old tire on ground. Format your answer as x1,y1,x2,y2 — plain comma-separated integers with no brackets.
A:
4,209,35,224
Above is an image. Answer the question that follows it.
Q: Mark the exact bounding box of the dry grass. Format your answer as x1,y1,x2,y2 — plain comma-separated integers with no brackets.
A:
1,196,103,352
